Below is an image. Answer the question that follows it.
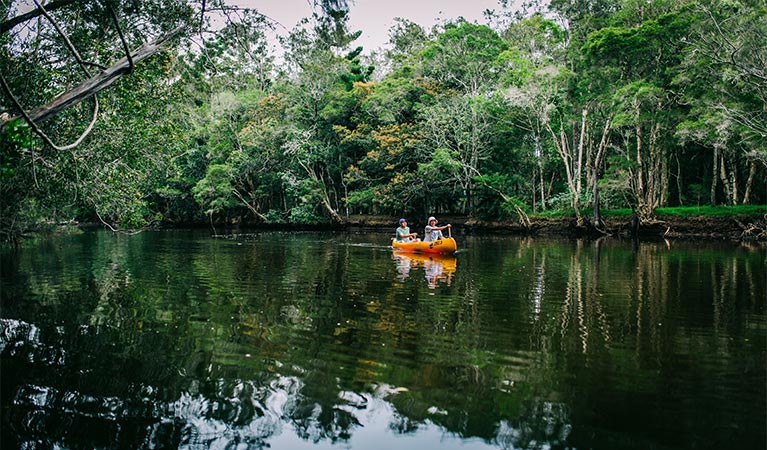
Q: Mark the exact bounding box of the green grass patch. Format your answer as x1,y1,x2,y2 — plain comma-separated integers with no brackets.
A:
531,205,766,219
532,208,633,218
655,205,767,217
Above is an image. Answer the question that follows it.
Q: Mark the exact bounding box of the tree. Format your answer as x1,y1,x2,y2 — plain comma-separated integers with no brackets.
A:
676,0,766,205
499,15,567,213
418,94,502,213
420,20,508,95
0,0,357,237
580,6,696,220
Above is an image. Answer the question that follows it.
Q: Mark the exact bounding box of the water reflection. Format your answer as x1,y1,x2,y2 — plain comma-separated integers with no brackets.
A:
1,231,765,450
392,251,456,288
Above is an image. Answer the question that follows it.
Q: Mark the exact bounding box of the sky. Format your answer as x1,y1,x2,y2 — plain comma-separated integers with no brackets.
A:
11,0,510,54
9,0,511,57
244,0,508,53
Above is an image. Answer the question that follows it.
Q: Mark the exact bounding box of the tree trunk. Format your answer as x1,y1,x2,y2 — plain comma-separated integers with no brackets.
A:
591,119,611,227
592,175,601,225
719,152,732,205
576,109,587,200
729,156,738,205
546,119,582,224
539,159,546,210
649,121,663,212
710,147,719,206
659,125,668,207
534,134,546,211
742,160,757,204
296,159,344,224
636,122,644,198
675,149,684,206
232,189,267,222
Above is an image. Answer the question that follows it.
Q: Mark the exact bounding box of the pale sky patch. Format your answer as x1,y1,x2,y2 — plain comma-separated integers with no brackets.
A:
238,0,508,53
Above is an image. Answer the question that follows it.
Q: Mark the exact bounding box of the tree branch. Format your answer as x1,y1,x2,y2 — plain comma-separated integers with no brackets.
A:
0,0,76,34
32,0,91,77
1,24,185,131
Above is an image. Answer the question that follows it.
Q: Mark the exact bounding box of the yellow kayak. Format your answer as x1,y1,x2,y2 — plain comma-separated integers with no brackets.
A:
391,237,457,254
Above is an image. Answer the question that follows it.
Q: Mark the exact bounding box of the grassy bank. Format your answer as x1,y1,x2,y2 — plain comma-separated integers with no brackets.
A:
532,205,767,219
455,205,767,241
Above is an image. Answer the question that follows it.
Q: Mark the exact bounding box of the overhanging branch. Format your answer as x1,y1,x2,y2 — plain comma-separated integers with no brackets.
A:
0,0,77,34
1,24,185,131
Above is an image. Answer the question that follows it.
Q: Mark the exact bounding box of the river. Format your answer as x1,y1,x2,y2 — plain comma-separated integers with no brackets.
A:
1,230,765,449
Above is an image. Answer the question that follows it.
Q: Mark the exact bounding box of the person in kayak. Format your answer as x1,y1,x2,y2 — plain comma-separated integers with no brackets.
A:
424,216,451,242
395,218,419,242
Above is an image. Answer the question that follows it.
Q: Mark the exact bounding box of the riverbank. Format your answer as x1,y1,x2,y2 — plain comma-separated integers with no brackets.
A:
8,209,766,244
345,212,767,241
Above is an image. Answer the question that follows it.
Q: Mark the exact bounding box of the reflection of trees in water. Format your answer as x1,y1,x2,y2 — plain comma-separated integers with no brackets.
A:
529,239,766,449
523,239,767,361
2,315,360,447
2,233,764,449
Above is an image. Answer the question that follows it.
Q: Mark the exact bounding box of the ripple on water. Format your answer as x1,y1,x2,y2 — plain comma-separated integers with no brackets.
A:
2,231,765,450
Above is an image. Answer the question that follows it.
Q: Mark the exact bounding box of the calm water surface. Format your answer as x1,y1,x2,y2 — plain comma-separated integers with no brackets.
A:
1,230,765,449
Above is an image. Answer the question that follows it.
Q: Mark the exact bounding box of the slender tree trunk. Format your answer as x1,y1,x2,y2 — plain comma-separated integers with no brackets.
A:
232,189,267,222
592,119,611,227
592,175,601,225
342,181,349,218
710,147,719,206
297,161,343,223
719,152,732,205
548,173,556,199
656,122,668,207
729,156,738,205
534,134,546,211
742,160,757,204
635,121,654,220
649,121,662,212
636,122,644,197
675,149,684,206
659,152,664,210
539,159,546,210
576,109,587,199
546,120,582,223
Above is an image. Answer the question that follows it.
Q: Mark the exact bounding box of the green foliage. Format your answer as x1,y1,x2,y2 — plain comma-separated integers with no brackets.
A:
473,173,530,220
340,46,375,90
421,20,509,93
344,187,377,213
2,0,765,238
582,9,695,83
546,190,594,211
192,164,236,216
288,206,323,224
263,209,287,224
0,119,29,181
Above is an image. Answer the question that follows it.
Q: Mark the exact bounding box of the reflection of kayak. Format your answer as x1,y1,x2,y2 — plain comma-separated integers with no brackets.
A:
392,251,456,288
392,251,457,273
391,237,457,254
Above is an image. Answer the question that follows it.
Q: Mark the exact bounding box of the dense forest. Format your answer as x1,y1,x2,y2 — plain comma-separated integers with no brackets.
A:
1,0,765,241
